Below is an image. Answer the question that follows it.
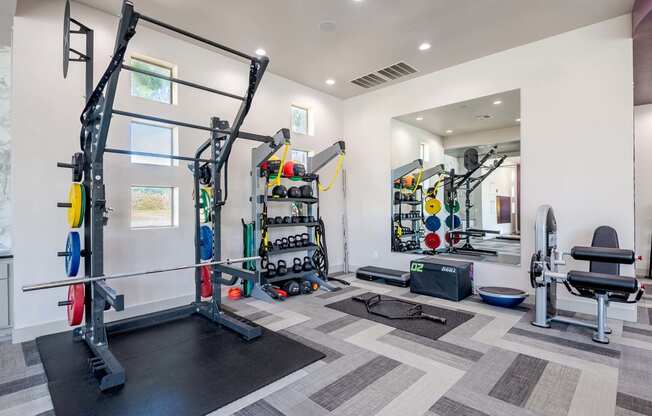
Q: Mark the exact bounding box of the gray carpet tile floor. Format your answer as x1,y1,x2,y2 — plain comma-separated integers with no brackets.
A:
2,274,651,416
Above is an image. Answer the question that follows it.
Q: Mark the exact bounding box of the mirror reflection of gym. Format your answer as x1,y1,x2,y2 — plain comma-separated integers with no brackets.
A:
390,89,521,265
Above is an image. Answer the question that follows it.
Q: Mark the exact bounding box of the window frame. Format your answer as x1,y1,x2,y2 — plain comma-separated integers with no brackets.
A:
129,185,179,230
290,104,310,136
129,119,179,167
129,55,177,105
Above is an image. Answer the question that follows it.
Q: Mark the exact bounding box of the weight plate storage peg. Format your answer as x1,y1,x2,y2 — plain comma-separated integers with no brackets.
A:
200,225,213,260
67,183,85,228
425,198,442,215
65,231,82,277
425,232,442,250
445,214,462,230
67,284,85,326
425,215,442,232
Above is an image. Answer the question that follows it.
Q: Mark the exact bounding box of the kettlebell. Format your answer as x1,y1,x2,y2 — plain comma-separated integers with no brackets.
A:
287,235,296,248
287,186,302,198
277,260,288,276
267,263,277,278
272,185,287,198
292,258,303,273
274,216,283,224
299,233,310,247
302,257,313,271
299,185,313,198
300,280,312,294
291,216,300,223
274,238,283,249
281,237,289,249
282,280,301,296
283,216,291,224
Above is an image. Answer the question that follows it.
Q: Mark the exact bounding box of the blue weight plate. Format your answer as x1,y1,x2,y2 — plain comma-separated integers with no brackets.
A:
65,231,81,277
425,215,441,232
200,225,213,261
445,215,461,229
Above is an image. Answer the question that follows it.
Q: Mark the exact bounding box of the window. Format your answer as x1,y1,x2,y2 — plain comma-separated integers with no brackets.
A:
130,186,178,228
419,143,429,162
290,149,309,167
291,105,309,135
130,121,177,166
130,57,173,104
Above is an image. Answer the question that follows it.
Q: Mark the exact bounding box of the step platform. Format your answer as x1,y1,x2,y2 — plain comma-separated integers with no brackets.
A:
356,266,410,287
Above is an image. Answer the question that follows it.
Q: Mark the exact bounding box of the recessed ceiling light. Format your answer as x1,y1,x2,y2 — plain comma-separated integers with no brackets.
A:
325,79,336,86
416,116,424,121
418,42,431,51
446,129,453,134
515,118,521,122
255,48,267,56
493,100,502,105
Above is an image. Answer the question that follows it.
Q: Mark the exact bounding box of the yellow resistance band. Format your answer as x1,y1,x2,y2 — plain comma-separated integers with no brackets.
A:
407,169,423,194
318,154,345,192
268,144,290,188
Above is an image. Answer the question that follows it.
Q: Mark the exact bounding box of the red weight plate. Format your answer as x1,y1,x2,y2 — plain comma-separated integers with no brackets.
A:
445,231,461,245
425,233,441,249
67,284,84,326
201,266,213,298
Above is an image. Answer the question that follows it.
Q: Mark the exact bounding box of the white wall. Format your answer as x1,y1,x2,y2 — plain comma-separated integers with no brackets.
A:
480,159,518,235
390,119,444,169
635,104,652,277
0,47,10,251
11,0,344,339
343,16,636,319
444,126,521,150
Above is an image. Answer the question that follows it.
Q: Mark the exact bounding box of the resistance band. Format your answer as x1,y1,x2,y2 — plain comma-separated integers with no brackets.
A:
317,154,345,192
268,144,290,188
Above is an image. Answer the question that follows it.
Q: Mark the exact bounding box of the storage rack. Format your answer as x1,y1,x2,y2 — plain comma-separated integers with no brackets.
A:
250,141,345,300
391,159,424,253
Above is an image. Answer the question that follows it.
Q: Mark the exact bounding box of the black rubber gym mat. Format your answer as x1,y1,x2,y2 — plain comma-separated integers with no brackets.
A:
325,292,474,340
36,312,324,416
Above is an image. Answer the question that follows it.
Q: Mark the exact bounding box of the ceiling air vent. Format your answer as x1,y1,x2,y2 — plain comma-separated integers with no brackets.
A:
350,62,418,89
350,73,387,89
377,62,417,80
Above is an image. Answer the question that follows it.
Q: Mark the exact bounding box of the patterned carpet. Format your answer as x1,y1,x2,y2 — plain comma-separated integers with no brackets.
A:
1,275,651,416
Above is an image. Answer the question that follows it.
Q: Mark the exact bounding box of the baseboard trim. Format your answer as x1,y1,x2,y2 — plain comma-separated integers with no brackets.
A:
13,293,194,343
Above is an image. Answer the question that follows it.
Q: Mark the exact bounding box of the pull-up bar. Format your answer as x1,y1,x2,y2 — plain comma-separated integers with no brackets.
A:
121,64,244,101
105,148,218,164
137,13,256,62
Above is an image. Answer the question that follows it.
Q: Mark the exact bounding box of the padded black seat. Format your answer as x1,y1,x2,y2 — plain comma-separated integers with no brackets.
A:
567,270,638,293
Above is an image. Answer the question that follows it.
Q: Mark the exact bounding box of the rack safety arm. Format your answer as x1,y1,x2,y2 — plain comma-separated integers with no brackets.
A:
391,159,423,181
308,140,346,174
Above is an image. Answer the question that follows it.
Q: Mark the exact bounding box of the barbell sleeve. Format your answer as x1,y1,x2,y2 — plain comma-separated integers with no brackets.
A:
57,202,73,208
22,256,260,292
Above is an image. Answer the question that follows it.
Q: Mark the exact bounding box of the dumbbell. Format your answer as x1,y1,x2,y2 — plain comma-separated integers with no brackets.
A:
277,260,288,276
282,280,301,296
292,258,303,273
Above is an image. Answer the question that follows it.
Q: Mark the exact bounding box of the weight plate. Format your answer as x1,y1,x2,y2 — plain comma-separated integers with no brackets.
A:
425,198,442,215
200,265,213,298
67,183,83,228
444,200,460,213
67,283,84,326
445,231,461,245
63,0,71,78
425,215,441,232
200,188,211,223
445,214,461,230
65,231,81,277
425,233,441,250
200,225,213,260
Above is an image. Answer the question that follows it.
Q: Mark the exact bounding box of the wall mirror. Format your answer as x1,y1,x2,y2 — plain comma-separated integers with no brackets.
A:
390,89,521,265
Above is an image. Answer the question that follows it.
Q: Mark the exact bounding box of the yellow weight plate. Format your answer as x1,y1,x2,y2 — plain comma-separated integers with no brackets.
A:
67,183,83,228
425,198,442,215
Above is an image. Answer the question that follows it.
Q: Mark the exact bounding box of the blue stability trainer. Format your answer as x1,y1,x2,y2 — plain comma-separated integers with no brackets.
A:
65,231,81,277
477,286,528,308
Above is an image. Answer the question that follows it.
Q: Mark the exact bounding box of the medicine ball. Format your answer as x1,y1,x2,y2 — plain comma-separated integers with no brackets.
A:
299,185,313,198
272,185,287,198
292,163,306,178
261,157,281,177
282,161,296,178
287,186,302,198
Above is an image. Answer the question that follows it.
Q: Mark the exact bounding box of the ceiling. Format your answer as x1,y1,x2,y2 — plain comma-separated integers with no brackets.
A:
395,89,520,137
76,0,634,99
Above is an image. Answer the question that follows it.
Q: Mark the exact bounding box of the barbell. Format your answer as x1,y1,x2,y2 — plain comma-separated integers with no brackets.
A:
22,256,260,292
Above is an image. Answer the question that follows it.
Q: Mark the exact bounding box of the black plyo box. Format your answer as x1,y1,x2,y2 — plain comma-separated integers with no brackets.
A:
409,257,473,301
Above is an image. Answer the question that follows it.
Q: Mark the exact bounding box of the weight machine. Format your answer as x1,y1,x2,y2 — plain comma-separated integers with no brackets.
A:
439,146,507,256
529,205,644,343
24,0,291,391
